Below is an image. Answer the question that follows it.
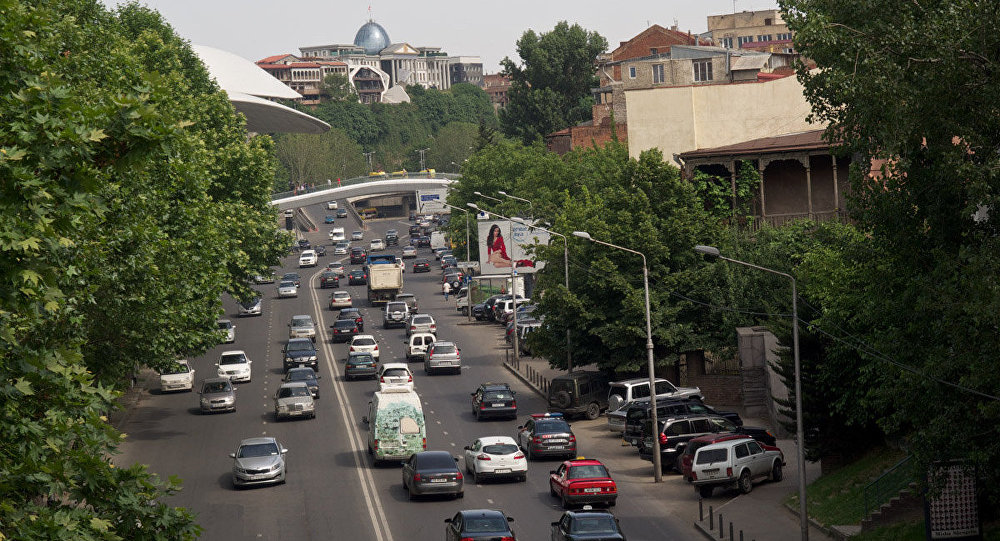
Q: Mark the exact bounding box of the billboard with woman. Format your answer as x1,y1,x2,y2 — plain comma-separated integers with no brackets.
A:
477,220,549,275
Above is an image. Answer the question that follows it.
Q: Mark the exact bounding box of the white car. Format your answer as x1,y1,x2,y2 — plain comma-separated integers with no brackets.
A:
277,280,298,298
463,436,527,483
401,246,417,258
298,249,318,267
327,200,338,210
396,256,405,273
329,227,346,242
351,230,364,241
238,297,262,317
217,319,236,343
376,363,413,391
349,334,380,360
370,238,385,251
334,242,350,255
217,350,252,383
691,439,784,497
159,360,194,392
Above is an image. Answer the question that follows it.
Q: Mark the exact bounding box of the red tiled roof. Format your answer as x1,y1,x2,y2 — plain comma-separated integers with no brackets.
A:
257,54,296,64
679,129,832,160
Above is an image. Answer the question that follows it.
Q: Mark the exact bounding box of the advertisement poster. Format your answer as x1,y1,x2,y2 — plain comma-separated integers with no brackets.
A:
417,189,448,213
476,219,550,275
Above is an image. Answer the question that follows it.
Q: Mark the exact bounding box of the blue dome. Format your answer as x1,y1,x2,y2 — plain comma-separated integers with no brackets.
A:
353,21,390,55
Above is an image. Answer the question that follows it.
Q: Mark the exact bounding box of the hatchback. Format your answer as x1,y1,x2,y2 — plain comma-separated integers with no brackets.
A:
350,247,367,263
348,269,368,285
160,360,195,393
345,352,377,380
326,262,346,276
376,362,414,391
463,436,527,483
445,509,515,541
407,314,437,336
334,242,350,255
516,413,576,460
402,451,463,500
319,271,339,289
425,341,461,375
273,382,316,421
349,334,380,359
231,437,287,488
324,214,335,223
338,308,365,331
198,377,235,413
283,367,320,398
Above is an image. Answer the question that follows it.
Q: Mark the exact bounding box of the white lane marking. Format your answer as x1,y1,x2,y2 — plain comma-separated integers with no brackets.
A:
436,420,441,425
450,442,455,447
310,272,394,541
442,431,448,435
487,499,494,504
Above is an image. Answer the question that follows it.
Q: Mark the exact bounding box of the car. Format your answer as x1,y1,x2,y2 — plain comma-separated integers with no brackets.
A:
401,451,464,500
314,245,327,257
324,215,336,224
281,272,301,287
276,280,298,298
550,508,626,541
637,414,777,472
549,458,618,509
408,224,421,236
253,271,275,284
441,256,459,270
383,301,409,329
547,371,612,420
288,314,316,342
351,230,364,241
327,200,338,210
405,332,436,362
424,341,461,375
329,290,353,309
349,334,380,359
396,257,406,273
345,352,378,381
198,377,235,413
298,249,318,267
411,258,431,272
401,246,417,259
217,319,236,343
433,247,449,259
607,378,703,413
283,367,320,398
471,383,517,421
217,350,252,383
516,413,576,460
502,304,536,325
678,433,777,482
326,262,346,276
347,269,368,285
406,313,437,336
336,208,348,218
330,318,360,342
370,238,385,251
409,212,416,221
159,360,194,392
297,239,311,251
334,241,351,255
319,270,340,289
350,246,368,263
471,302,487,320
442,270,463,290
463,436,527,483
620,399,743,445
238,296,262,317
691,438,785,497
445,509,516,541
338,307,365,331
376,362,414,391
274,381,316,421
282,337,318,372
415,235,430,247
230,437,287,488
385,229,399,246
394,292,418,313
329,227,346,242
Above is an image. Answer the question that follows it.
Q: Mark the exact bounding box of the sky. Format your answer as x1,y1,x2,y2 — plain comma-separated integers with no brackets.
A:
100,0,780,73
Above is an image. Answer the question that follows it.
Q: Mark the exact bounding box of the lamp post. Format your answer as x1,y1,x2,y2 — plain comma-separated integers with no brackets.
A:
694,244,808,541
473,191,503,205
497,190,533,219
573,231,662,482
512,216,572,371
441,202,472,323
469,203,521,358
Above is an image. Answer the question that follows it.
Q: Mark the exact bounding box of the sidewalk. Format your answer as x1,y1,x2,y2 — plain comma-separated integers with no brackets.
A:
498,339,836,541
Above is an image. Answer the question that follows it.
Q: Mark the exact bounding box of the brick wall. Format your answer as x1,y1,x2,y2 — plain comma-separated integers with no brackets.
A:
569,122,627,151
687,374,743,407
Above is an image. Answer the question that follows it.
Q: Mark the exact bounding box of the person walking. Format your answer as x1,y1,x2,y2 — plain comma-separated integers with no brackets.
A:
443,281,451,300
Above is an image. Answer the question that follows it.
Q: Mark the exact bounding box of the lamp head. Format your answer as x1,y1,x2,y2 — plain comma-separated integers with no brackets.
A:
467,202,479,210
572,231,592,240
473,191,484,196
497,190,509,196
694,245,721,258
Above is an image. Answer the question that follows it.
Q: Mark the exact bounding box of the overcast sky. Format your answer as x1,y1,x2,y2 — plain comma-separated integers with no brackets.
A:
101,0,780,73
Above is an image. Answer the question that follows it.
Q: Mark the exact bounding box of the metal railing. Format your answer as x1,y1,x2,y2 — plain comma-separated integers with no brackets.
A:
863,455,915,517
272,172,461,201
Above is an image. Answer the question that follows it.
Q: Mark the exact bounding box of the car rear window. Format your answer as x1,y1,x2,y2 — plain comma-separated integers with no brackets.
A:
484,391,512,401
432,344,456,355
334,320,356,329
464,517,509,533
535,420,571,434
278,386,310,398
382,368,409,378
353,337,376,346
568,465,609,479
696,448,729,464
412,315,432,324
417,453,455,469
482,443,519,455
570,516,617,534
349,354,374,363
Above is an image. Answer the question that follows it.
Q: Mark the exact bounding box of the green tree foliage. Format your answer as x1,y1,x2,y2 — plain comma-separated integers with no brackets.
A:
0,1,284,537
274,129,367,189
320,72,357,102
499,21,608,144
426,122,478,173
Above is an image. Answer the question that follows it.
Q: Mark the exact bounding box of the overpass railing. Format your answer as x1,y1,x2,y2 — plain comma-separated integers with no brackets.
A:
272,172,461,201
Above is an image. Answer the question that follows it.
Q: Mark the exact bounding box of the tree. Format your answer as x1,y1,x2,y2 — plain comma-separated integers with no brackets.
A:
426,121,478,172
274,129,367,187
499,22,607,144
320,72,357,102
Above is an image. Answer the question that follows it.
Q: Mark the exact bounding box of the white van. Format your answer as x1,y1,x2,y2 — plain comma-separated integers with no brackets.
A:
329,227,346,242
363,388,426,465
405,332,436,362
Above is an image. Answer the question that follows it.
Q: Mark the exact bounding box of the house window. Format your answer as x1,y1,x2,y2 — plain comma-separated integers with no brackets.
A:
757,34,773,42
628,66,636,79
650,47,658,55
737,35,754,47
765,18,773,25
777,32,793,41
721,37,734,49
693,60,713,82
652,64,665,84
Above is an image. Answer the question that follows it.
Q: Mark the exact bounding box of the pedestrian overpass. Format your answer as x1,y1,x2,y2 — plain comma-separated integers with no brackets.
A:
270,173,459,210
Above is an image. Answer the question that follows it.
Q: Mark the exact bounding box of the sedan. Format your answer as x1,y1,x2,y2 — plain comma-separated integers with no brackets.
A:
338,307,365,331
326,262,346,277
336,208,348,218
549,458,618,508
347,269,368,285
330,319,360,342
283,367,320,398
230,437,287,488
314,245,327,257
416,236,431,248
333,241,350,255
351,230,364,241
370,238,385,251
329,290,353,309
159,360,194,392
324,215,336,224
198,377,235,413
217,350,252,383
327,200,338,210
402,451,464,500
445,509,516,541
238,296,262,317
551,509,625,541
280,272,301,287
463,436,527,483
411,259,431,273
345,352,377,381
277,280,298,298
217,319,236,343
319,271,340,289
273,382,316,420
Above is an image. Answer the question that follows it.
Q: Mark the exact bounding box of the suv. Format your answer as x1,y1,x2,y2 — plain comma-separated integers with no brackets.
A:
394,293,418,313
470,382,517,420
637,415,777,472
618,398,742,444
383,301,409,328
691,439,784,497
607,377,703,413
547,370,611,420
288,314,316,342
385,229,399,246
282,338,318,372
350,247,367,264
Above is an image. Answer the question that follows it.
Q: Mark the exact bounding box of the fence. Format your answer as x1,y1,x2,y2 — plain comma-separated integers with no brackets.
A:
863,455,915,517
503,349,550,396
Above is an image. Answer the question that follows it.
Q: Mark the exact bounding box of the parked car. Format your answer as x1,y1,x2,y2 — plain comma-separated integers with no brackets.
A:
678,433,780,482
549,458,618,508
547,370,612,420
470,382,518,420
282,338,318,372
329,290,353,310
377,362,414,392
619,398,742,444
216,350,252,383
253,270,276,284
516,413,576,460
198,377,235,413
607,378,703,414
402,451,463,500
230,437,287,488
319,270,340,289
217,319,236,343
691,438,784,497
159,360,194,392
550,508,625,541
349,334,380,359
330,318,360,342
283,367,320,398
425,341,461,375
273,382,316,420
463,436,527,483
445,509,516,541
344,352,377,381
238,296,262,317
637,414,777,472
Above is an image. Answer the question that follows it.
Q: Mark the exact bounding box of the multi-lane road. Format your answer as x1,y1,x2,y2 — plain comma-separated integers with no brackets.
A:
115,199,699,541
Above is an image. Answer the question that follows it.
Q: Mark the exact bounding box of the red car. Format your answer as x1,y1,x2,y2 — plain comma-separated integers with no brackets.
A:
678,433,784,482
549,458,618,509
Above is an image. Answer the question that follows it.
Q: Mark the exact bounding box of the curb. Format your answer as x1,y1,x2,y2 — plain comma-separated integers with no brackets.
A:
503,359,546,399
783,502,847,540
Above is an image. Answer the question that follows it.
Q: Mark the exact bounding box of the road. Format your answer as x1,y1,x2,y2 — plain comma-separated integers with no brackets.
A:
115,200,700,541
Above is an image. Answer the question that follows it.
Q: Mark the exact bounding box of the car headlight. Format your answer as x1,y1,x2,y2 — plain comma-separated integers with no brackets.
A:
309,356,317,361
200,398,210,405
270,463,282,472
305,402,315,410
284,357,292,363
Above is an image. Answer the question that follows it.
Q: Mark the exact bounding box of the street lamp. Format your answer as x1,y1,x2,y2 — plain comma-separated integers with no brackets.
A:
694,244,808,541
512,216,572,371
473,191,503,204
441,202,473,323
497,190,533,219
415,148,429,172
573,231,662,482
469,202,521,358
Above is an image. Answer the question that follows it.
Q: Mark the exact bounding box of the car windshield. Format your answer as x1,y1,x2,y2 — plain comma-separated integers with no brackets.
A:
219,353,246,365
238,443,279,458
417,453,456,469
432,344,456,355
286,341,313,352
278,386,311,398
217,321,232,330
570,516,617,533
696,448,729,464
240,298,260,307
163,362,189,374
203,381,231,393
414,259,428,264
568,465,609,479
535,420,570,434
484,391,512,401
482,443,519,455
353,337,376,346
464,517,509,533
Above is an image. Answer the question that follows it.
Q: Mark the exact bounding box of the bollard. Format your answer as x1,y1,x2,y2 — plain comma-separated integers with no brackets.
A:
740,530,744,541
730,522,734,540
718,514,723,538
709,506,714,529
699,500,703,521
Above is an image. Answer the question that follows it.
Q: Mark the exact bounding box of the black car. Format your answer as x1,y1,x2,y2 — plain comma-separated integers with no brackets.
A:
282,338,318,372
336,208,348,218
350,247,367,264
345,352,377,380
637,414,777,471
330,319,360,342
283,367,320,398
409,225,421,236
472,302,487,320
319,271,339,288
297,239,311,250
412,258,431,273
409,212,416,221
402,451,463,500
416,236,431,248
446,509,516,541
281,272,301,287
471,383,518,421
338,307,365,332
622,399,742,445
348,269,368,285
314,245,327,257
551,509,624,541
385,229,399,246
516,413,576,460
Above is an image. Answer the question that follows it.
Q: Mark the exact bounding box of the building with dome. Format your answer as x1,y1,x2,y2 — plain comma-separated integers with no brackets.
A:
257,18,482,105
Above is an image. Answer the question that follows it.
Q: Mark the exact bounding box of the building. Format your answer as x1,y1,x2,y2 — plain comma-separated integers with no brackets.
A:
255,55,349,105
449,57,484,87
483,73,511,110
707,9,794,54
620,46,777,90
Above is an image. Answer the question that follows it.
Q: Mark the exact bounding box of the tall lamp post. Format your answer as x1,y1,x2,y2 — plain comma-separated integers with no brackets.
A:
441,202,473,323
473,191,503,205
497,190,533,219
469,203,521,358
694,245,807,541
573,231,662,482
512,216,572,371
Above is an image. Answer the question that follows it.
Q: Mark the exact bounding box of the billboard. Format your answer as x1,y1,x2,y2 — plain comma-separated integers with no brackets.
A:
416,189,448,213
476,220,550,275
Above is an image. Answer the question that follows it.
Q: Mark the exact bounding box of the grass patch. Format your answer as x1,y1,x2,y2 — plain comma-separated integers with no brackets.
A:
785,446,906,526
852,521,923,541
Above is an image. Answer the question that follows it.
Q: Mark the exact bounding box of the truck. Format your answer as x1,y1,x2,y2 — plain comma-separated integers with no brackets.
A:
366,254,403,305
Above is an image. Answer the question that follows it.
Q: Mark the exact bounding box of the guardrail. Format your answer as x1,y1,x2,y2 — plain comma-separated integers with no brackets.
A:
272,172,461,201
863,455,915,517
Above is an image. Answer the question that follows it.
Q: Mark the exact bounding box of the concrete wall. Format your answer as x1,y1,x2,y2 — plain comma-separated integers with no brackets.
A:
624,74,816,161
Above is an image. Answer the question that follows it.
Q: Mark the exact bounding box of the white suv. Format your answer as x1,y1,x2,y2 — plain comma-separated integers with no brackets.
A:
691,439,784,498
298,249,318,267
607,377,703,412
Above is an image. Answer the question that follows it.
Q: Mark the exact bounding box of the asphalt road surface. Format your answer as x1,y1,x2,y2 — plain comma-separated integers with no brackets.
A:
115,200,699,541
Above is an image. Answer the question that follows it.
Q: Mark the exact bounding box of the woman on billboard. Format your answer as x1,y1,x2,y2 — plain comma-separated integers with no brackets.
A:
486,224,535,269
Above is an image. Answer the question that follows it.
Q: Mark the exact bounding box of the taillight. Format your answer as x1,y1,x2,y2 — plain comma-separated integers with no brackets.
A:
410,326,416,331
455,471,463,480
726,467,733,477
373,345,378,350
659,433,668,445
480,404,486,410
461,537,474,541
407,375,412,382
422,437,426,449
350,346,356,352
533,437,542,444
692,472,698,481
380,376,385,382
511,400,516,408
569,435,576,443
514,453,525,460
373,439,379,451
500,537,514,541
413,473,421,481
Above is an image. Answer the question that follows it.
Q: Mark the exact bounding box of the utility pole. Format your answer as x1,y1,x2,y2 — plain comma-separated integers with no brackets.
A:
363,151,375,174
416,148,429,171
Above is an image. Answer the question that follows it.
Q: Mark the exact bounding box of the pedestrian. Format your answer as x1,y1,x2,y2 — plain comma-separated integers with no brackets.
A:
443,281,451,300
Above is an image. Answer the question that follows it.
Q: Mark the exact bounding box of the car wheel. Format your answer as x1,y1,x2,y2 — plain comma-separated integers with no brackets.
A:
561,493,570,509
455,491,464,499
519,474,527,483
553,391,572,409
770,461,783,482
699,485,714,498
584,402,601,420
738,470,753,494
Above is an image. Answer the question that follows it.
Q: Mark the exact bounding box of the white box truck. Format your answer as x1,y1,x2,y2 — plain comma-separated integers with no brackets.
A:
366,254,403,305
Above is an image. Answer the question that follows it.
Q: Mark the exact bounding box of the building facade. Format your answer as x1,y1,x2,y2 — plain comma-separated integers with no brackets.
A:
707,9,794,54
482,73,511,110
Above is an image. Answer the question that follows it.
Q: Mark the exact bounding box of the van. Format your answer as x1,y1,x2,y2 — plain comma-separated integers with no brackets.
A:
363,388,426,465
329,227,346,242
405,332,436,361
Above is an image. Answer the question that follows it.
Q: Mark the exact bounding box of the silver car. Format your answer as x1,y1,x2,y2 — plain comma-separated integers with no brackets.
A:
334,242,351,255
230,437,287,488
274,382,316,420
217,319,235,343
425,341,461,375
406,314,436,337
326,262,346,277
329,291,353,309
277,280,298,298
199,377,235,413
351,230,364,241
238,296,262,317
288,314,316,342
